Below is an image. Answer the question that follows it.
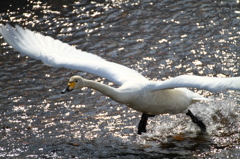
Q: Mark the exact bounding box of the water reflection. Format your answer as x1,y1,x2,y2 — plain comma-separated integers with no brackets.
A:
0,0,240,158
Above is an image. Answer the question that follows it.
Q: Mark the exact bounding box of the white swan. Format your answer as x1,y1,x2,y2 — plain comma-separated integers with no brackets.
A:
1,24,240,134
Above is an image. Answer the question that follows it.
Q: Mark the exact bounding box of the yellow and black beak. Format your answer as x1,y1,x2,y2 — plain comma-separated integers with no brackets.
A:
61,82,76,94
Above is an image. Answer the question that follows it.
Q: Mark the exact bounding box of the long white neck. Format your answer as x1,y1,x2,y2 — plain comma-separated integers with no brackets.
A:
83,79,129,104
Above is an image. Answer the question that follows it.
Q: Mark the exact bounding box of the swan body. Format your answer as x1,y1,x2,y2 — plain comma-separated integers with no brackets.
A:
71,76,208,115
1,24,240,134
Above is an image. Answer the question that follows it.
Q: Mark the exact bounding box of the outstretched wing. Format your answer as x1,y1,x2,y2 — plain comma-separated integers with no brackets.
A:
0,24,147,85
150,75,240,92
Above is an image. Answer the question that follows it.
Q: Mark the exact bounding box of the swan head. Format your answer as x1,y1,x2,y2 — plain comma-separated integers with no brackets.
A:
61,75,84,94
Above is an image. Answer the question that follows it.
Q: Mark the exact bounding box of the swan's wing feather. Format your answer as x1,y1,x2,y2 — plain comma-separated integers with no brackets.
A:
151,75,240,92
0,24,147,85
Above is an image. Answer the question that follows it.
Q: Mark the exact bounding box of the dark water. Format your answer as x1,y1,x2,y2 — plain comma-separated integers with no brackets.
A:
0,0,240,158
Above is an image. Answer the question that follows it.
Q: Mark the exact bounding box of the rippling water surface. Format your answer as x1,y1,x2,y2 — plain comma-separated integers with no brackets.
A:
0,0,240,158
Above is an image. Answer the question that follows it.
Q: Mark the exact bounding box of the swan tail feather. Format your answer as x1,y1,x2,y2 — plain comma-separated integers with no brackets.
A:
192,97,213,101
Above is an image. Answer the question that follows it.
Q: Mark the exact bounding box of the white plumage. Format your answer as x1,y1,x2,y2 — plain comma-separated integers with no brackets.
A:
1,24,239,134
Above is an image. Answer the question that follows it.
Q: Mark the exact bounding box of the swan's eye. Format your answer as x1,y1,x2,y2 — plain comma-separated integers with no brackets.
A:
75,80,78,82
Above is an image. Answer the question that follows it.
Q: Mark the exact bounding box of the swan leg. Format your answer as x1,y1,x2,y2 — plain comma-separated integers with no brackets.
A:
137,114,155,135
186,110,206,132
